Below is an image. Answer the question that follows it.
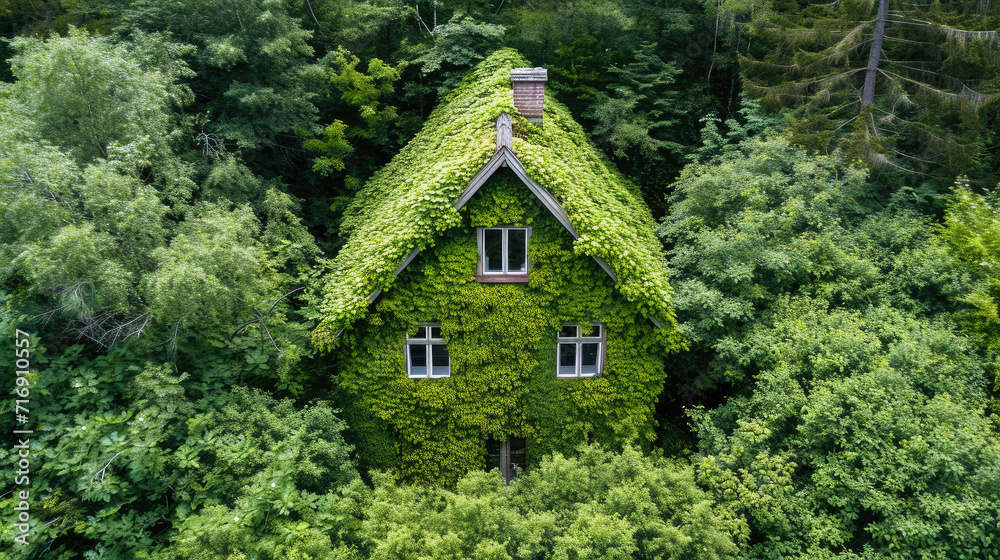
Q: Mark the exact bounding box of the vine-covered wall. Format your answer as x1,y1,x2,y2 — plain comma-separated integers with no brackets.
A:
335,174,679,484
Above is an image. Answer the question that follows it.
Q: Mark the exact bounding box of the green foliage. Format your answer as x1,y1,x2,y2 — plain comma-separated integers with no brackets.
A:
119,0,325,152
694,300,1000,559
741,0,1000,190
584,42,683,160
8,27,183,164
306,119,354,175
334,175,682,483
416,14,506,97
313,48,680,351
688,95,783,164
504,0,712,217
0,329,356,558
941,179,1000,352
659,134,971,383
507,0,635,72
0,28,320,341
262,187,321,267
0,98,172,319
305,48,405,180
941,179,1000,413
146,203,274,332
347,445,738,560
200,154,270,206
192,0,322,149
21,223,135,313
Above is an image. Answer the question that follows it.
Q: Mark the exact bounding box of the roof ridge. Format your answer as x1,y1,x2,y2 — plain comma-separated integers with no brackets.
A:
311,49,680,351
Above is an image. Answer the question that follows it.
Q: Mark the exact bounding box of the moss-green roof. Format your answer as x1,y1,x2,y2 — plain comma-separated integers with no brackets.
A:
312,48,677,351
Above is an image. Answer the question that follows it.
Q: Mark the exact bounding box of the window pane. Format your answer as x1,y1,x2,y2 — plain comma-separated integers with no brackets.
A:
430,326,442,339
559,325,577,338
508,229,527,273
559,343,577,375
581,343,600,374
484,229,503,271
431,345,450,376
510,437,527,476
411,326,427,339
585,325,601,338
409,344,427,376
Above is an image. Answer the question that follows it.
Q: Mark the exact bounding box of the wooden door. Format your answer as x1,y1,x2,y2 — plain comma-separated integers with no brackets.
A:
487,437,527,482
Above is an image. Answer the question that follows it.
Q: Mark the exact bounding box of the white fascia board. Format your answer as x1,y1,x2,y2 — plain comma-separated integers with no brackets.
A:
337,148,666,337
371,148,663,326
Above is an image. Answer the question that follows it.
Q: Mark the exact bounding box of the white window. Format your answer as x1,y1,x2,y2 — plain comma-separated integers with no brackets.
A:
478,227,529,277
557,324,604,377
406,326,450,378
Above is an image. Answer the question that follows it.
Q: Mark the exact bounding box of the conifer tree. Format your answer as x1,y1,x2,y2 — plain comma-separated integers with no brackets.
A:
742,0,1000,185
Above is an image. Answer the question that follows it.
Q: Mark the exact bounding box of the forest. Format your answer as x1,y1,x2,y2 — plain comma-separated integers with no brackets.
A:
1,0,999,558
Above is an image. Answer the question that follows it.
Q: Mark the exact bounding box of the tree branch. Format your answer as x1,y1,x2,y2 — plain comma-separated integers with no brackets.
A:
94,451,123,483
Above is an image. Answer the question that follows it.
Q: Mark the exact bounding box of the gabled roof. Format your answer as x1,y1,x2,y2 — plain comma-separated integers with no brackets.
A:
312,49,678,351
455,143,618,282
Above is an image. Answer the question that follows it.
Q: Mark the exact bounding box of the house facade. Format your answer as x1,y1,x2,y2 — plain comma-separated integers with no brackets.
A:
313,49,685,484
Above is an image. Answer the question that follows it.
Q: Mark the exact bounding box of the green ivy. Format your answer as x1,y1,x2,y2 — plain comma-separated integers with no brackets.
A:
334,176,684,484
312,48,681,350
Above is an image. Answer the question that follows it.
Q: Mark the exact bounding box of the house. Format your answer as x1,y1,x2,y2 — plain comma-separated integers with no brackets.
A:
312,49,685,484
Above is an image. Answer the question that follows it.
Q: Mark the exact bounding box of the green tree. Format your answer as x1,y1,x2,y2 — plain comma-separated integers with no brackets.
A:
586,42,682,158
504,0,717,217
584,41,685,212
413,13,506,98
660,131,998,557
1,28,320,349
0,90,172,322
123,0,323,152
305,48,405,180
694,300,1000,559
0,341,356,558
145,203,274,337
7,26,183,164
659,134,969,388
506,0,636,120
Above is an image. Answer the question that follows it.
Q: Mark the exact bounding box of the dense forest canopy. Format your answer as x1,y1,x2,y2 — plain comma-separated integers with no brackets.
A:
1,0,999,558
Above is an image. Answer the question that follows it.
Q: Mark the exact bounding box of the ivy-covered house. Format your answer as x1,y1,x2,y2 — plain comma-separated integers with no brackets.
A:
312,49,685,484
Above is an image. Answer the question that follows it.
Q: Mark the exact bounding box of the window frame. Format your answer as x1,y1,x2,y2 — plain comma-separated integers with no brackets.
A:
556,323,605,378
476,227,531,282
406,325,450,378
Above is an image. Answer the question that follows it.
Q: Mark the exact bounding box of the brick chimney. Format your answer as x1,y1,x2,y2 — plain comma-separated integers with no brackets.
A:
510,68,547,125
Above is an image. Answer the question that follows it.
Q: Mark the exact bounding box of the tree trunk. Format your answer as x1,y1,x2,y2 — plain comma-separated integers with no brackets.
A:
42,0,56,23
861,0,889,106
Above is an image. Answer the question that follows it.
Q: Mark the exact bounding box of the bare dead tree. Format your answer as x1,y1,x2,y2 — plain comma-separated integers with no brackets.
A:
167,320,181,355
195,130,224,158
862,0,890,106
76,312,150,348
231,286,305,356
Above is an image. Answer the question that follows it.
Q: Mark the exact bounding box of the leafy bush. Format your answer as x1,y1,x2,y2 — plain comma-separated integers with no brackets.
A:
940,179,1000,414
694,300,1000,559
0,334,355,558
346,445,738,560
659,134,971,385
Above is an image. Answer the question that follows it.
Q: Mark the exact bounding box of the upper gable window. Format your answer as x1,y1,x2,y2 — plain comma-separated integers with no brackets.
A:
477,227,530,281
407,326,450,378
557,324,604,377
